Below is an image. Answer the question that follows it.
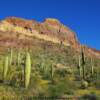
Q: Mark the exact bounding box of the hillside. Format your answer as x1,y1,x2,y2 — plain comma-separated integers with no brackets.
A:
0,17,99,99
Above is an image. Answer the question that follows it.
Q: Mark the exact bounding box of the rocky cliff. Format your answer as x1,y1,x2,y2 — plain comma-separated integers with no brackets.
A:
0,17,100,58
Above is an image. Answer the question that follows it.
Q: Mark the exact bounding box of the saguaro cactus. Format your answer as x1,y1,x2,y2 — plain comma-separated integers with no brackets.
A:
91,58,94,76
24,52,31,88
51,64,54,79
9,49,13,65
81,46,86,80
78,55,82,77
51,63,55,84
17,52,21,66
3,56,9,81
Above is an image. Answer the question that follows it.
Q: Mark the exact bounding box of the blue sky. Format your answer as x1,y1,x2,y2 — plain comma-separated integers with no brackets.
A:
0,0,100,50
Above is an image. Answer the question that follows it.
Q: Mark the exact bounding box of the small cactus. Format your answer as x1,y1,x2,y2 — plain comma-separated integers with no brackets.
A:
24,52,31,88
3,56,9,81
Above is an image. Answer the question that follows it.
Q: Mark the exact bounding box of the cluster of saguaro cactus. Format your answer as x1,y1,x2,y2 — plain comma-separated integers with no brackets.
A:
24,52,31,88
2,48,32,89
78,45,95,80
3,56,9,82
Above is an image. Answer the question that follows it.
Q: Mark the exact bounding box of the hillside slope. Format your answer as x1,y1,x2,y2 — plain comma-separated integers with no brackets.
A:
0,17,99,99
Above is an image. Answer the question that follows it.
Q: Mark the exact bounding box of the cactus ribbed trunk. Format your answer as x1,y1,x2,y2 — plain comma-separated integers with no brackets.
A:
51,65,54,79
78,55,82,77
82,65,85,80
3,56,9,81
24,52,31,88
91,58,94,76
81,46,85,80
51,64,54,83
17,52,21,67
9,49,13,65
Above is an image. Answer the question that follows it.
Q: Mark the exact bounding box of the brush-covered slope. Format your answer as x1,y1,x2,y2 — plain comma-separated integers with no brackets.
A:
0,17,99,99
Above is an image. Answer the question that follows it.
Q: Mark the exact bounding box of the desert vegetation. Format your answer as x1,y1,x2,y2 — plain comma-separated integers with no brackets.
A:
0,17,99,100
0,39,99,100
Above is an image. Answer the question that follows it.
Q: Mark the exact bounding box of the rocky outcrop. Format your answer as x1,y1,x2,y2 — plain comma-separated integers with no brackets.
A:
2,17,80,49
0,17,100,58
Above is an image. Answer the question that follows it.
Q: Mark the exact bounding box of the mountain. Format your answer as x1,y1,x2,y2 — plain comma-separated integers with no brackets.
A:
0,17,100,99
0,17,100,58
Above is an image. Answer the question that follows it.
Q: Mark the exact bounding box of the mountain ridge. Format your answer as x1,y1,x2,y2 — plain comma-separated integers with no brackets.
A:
0,17,100,58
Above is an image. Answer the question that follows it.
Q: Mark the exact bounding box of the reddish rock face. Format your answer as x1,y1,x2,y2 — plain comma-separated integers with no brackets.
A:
5,17,37,29
1,17,100,58
42,18,80,49
5,17,80,49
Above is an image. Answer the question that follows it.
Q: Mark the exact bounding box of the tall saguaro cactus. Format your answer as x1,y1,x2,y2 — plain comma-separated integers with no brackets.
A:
3,56,9,81
51,64,54,79
91,57,94,76
51,63,55,84
17,52,21,67
9,49,13,65
78,55,82,77
81,45,86,80
24,52,31,88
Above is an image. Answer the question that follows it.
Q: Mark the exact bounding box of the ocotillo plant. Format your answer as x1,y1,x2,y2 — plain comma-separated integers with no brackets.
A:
81,46,86,80
9,49,13,65
3,56,9,82
91,57,94,76
24,52,31,88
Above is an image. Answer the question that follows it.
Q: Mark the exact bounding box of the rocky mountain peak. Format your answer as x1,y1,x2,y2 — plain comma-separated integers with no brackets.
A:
44,18,61,25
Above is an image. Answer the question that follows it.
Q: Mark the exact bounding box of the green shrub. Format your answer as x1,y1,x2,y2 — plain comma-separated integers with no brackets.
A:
48,77,76,96
81,80,88,89
95,80,100,89
79,93,99,100
10,71,23,87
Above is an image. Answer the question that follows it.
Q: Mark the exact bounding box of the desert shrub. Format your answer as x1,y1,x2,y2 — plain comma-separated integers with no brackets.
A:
79,93,99,100
10,71,24,87
95,80,100,89
48,77,76,97
56,69,68,78
29,73,49,96
81,80,89,89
